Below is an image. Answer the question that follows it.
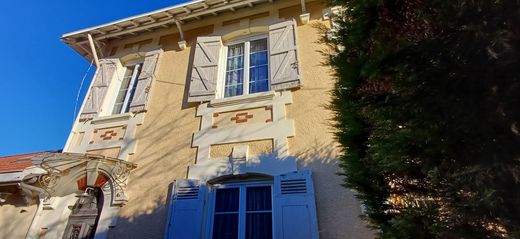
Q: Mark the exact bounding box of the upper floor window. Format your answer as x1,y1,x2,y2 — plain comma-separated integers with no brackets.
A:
212,184,272,239
223,37,269,98
112,63,142,114
187,20,301,103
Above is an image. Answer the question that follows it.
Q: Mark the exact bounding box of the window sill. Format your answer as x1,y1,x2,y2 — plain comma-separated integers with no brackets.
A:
91,113,133,125
210,91,275,108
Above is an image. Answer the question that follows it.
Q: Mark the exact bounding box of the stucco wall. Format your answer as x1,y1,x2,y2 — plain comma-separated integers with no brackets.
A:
107,36,200,238
0,196,37,239
286,10,374,238
61,0,375,238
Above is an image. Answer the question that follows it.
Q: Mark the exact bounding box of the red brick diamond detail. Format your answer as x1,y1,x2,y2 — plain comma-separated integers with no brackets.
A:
100,130,117,140
230,112,254,124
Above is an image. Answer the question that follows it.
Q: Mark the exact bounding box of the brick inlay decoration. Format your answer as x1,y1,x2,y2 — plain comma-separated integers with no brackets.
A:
100,130,118,141
265,119,273,123
77,176,87,191
212,125,219,129
230,112,254,124
77,174,110,190
213,113,219,117
265,105,273,110
95,174,109,187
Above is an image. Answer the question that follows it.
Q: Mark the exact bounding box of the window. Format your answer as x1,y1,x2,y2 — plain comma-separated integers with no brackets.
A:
165,171,319,239
212,184,272,239
222,37,269,98
112,63,142,114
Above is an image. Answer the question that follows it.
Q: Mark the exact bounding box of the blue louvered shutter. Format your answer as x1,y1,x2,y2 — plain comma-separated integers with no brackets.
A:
273,170,319,239
165,179,206,239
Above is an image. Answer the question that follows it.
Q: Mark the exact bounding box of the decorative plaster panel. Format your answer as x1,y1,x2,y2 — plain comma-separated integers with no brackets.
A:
89,126,126,144
210,139,273,158
189,91,297,181
87,147,121,159
212,106,272,129
65,113,145,161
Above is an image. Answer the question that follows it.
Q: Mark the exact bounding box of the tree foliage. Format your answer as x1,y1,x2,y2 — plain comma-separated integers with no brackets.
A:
325,0,520,238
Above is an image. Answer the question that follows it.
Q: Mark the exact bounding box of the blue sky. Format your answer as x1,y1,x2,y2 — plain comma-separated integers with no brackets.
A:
0,1,187,156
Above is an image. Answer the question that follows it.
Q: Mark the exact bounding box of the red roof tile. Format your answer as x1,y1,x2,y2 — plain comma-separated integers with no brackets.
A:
0,152,44,173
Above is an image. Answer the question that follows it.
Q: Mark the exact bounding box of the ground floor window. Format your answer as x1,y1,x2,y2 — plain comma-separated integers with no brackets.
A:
212,184,272,239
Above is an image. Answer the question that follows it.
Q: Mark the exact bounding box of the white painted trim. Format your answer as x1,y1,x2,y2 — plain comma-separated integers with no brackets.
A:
219,35,270,99
189,91,296,181
90,113,132,125
210,90,275,107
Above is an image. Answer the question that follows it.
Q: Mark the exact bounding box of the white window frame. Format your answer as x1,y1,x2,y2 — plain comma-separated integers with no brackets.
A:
112,60,142,115
207,181,274,239
218,34,270,99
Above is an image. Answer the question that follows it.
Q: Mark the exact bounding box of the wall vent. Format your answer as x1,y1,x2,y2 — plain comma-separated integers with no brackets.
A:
175,186,199,200
281,179,307,194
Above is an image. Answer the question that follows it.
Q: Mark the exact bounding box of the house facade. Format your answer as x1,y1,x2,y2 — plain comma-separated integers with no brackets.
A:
0,0,374,238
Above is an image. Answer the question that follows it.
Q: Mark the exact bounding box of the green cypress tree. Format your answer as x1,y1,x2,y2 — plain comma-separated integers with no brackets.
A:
326,0,520,238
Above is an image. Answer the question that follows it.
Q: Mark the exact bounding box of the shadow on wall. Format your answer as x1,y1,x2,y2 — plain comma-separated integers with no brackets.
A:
0,195,37,239
110,133,373,238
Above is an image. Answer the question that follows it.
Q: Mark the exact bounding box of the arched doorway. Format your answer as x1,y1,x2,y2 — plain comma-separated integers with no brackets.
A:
62,187,103,239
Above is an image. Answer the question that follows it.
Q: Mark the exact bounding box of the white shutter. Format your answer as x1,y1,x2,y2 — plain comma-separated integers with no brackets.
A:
273,170,319,239
188,36,222,102
165,179,206,239
79,58,118,121
269,19,302,91
129,50,161,113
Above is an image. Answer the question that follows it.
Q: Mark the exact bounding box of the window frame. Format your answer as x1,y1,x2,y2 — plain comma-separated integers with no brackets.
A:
111,60,142,115
208,180,274,239
218,34,270,99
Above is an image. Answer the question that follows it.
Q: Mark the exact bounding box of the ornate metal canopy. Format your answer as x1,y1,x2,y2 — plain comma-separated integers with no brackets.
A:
20,152,137,205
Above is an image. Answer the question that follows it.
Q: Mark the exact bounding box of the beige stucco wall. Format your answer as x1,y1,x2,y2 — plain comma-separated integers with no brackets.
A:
58,0,374,238
286,9,374,238
107,36,200,238
0,196,37,239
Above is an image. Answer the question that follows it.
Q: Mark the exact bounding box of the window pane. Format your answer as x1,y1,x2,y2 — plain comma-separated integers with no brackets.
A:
215,188,239,212
229,44,245,57
123,65,141,113
250,39,267,53
224,69,244,97
227,56,244,71
249,39,269,94
250,51,268,66
225,43,245,97
246,212,272,239
213,214,239,239
246,186,271,211
112,66,135,114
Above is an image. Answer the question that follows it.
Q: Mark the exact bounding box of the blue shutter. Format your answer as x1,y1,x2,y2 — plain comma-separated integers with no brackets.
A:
273,170,319,239
165,179,206,239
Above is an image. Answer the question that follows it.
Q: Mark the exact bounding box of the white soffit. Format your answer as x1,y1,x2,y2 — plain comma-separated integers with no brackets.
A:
61,0,273,59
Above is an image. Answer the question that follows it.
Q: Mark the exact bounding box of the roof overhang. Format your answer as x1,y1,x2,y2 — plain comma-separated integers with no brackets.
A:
61,0,275,60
